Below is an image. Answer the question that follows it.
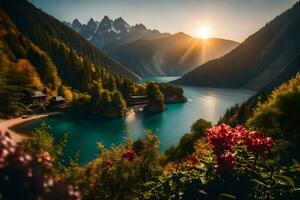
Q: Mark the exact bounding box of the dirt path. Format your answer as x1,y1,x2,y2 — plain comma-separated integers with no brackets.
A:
0,112,62,142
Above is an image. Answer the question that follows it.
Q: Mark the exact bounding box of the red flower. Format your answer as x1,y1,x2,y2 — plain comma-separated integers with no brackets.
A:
206,124,238,154
104,160,113,168
188,156,199,165
242,131,274,154
122,149,135,161
217,152,234,171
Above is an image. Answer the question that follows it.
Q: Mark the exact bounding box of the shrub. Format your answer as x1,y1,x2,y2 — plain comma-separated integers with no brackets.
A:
143,124,299,200
0,131,80,200
69,130,161,200
164,119,212,162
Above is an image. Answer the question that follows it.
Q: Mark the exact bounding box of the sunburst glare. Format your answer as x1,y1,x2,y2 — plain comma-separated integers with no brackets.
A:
197,26,211,39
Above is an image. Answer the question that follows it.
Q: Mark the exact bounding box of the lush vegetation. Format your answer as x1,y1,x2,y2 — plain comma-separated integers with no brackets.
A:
0,8,186,118
1,0,140,81
0,131,80,200
143,82,166,113
3,70,298,199
164,119,212,162
0,10,61,116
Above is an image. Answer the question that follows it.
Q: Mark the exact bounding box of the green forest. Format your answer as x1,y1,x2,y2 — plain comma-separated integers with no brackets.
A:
0,9,185,118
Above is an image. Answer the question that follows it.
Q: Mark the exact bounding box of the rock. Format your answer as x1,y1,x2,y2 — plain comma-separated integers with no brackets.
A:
165,95,187,104
143,102,166,114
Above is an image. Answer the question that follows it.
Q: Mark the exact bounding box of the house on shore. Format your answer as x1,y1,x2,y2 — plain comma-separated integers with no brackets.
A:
50,96,67,109
31,91,47,107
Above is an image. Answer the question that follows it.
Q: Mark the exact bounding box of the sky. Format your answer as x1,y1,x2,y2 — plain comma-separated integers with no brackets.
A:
29,0,297,42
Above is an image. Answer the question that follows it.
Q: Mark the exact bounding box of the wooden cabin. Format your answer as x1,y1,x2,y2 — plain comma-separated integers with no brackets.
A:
50,96,66,108
31,91,47,107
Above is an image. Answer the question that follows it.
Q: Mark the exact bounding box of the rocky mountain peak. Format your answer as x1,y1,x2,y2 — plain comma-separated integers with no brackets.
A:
72,18,82,32
87,18,97,30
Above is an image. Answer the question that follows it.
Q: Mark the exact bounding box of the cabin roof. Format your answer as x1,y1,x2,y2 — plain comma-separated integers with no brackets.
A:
130,95,148,99
32,91,47,98
51,96,66,102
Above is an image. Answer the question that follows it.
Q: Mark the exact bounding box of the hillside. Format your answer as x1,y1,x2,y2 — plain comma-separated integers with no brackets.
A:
0,0,140,81
107,32,239,77
173,1,300,91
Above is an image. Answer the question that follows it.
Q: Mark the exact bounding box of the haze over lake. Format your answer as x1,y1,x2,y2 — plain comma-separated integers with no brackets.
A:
17,77,254,164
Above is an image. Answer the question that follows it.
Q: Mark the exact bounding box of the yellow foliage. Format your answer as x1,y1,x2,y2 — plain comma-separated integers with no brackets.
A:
15,59,44,90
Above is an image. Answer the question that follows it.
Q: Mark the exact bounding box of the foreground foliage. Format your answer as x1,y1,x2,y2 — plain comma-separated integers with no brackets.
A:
142,124,300,200
64,130,161,200
0,131,80,200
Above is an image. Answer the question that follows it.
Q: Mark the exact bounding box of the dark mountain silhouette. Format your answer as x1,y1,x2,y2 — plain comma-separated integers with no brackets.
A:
173,1,300,91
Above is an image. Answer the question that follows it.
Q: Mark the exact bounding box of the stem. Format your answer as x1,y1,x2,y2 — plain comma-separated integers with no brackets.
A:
252,152,259,170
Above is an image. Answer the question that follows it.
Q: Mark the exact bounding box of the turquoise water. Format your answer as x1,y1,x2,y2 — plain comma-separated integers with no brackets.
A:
17,77,255,164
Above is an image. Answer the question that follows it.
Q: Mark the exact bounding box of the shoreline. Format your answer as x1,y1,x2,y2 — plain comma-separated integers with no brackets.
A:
0,112,62,142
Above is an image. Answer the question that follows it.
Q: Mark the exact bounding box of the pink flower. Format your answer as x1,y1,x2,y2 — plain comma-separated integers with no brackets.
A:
38,151,52,166
122,149,135,161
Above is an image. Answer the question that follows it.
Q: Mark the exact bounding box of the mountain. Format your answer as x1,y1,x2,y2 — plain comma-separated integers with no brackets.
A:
106,32,239,77
0,0,140,82
67,17,239,77
69,16,170,50
173,2,300,91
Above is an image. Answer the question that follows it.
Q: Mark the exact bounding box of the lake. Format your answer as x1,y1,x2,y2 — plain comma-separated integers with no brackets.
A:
16,77,255,164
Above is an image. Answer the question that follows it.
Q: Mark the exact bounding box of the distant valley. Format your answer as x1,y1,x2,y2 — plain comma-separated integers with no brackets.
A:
64,17,239,77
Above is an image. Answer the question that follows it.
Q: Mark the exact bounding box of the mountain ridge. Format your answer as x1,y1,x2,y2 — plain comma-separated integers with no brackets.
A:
173,1,300,91
66,16,239,77
107,32,239,76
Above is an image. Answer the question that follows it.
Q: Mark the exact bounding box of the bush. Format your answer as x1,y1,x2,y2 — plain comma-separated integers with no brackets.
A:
68,130,161,200
164,119,212,162
247,73,300,160
21,123,68,174
0,131,80,200
143,124,300,200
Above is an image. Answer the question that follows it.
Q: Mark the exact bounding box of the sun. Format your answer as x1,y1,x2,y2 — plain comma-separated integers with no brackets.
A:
197,26,211,39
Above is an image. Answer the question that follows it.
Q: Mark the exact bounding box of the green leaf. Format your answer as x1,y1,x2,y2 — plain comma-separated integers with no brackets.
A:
274,175,295,187
194,164,204,170
198,189,208,195
218,193,237,200
179,177,188,183
251,179,268,188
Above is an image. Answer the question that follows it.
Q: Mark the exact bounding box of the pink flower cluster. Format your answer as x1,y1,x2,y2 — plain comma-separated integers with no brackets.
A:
122,149,135,161
0,131,81,200
0,132,17,168
38,151,52,167
206,124,274,171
